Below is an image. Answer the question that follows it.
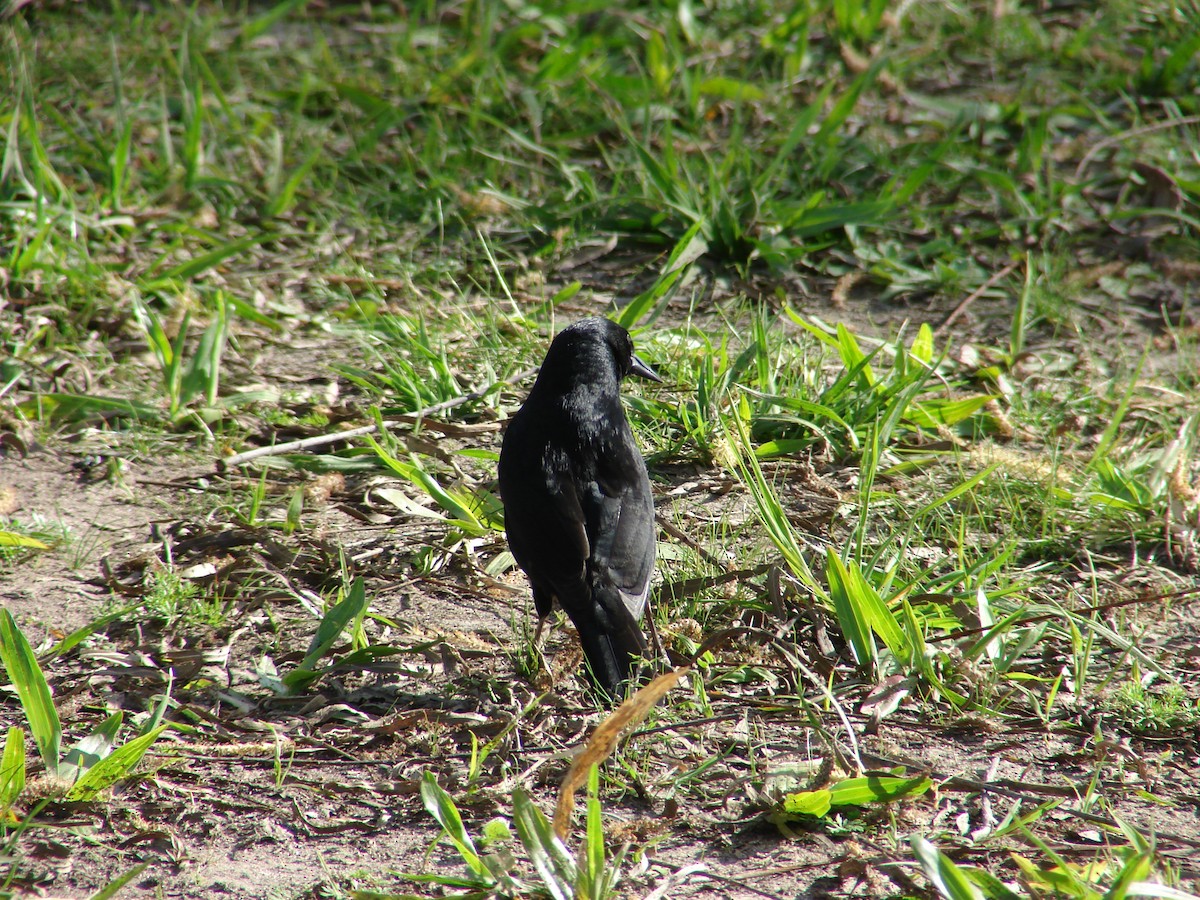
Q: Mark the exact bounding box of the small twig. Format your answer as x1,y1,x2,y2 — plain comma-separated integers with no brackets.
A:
218,366,538,470
1073,115,1200,181
684,871,792,900
658,565,770,604
219,422,379,470
656,515,732,570
631,711,745,738
644,595,666,667
933,262,1019,338
926,582,1200,645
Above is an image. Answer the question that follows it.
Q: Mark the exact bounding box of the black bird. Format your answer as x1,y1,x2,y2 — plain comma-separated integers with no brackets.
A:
498,317,660,701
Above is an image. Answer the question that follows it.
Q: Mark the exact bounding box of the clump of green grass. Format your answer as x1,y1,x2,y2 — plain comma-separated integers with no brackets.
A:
1104,680,1200,736
141,566,203,623
409,767,629,900
133,552,228,627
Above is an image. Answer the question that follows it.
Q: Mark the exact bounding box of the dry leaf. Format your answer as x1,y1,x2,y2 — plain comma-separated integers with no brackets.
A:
553,665,691,838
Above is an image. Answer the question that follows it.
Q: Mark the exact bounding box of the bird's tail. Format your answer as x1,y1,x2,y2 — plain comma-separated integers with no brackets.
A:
577,578,649,703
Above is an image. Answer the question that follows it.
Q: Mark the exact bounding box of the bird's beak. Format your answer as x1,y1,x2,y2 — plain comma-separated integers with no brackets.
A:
630,353,662,383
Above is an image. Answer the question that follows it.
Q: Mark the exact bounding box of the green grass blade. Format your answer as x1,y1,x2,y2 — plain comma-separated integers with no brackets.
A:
783,789,833,818
419,772,490,881
911,835,985,900
1106,849,1153,900
912,464,1000,520
813,59,883,148
366,438,494,534
582,764,606,898
45,604,142,659
836,551,911,662
1089,342,1149,467
776,199,894,236
1121,886,1200,900
150,235,269,283
165,311,191,415
1011,252,1033,359
0,531,50,550
753,82,836,194
180,291,229,408
877,371,934,448
130,296,175,369
726,414,824,597
68,725,167,800
835,322,874,387
264,148,320,218
826,774,933,806
284,577,371,692
512,788,574,900
906,395,996,429
88,863,151,900
16,91,69,201
181,62,203,189
0,609,61,775
910,323,934,364
19,392,160,424
12,221,52,277
615,221,707,329
60,711,123,785
108,118,134,210
825,549,877,671
141,670,174,737
958,868,1023,900
240,0,311,42
284,485,304,535
0,726,26,808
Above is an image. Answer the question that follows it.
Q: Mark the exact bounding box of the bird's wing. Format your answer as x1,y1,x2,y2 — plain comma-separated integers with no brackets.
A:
517,463,648,700
584,436,656,621
570,436,653,698
500,441,591,616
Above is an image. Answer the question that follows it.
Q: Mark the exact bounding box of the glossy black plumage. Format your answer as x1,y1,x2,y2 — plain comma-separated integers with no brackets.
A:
498,317,660,700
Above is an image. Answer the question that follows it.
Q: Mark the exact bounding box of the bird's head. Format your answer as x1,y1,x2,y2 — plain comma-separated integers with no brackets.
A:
541,317,661,389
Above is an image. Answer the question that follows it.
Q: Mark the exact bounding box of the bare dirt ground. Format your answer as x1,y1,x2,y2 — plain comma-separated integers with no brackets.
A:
4,266,1200,898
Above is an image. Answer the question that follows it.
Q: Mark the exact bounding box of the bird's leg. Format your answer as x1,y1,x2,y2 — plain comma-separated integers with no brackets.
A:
643,597,665,674
531,588,555,651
